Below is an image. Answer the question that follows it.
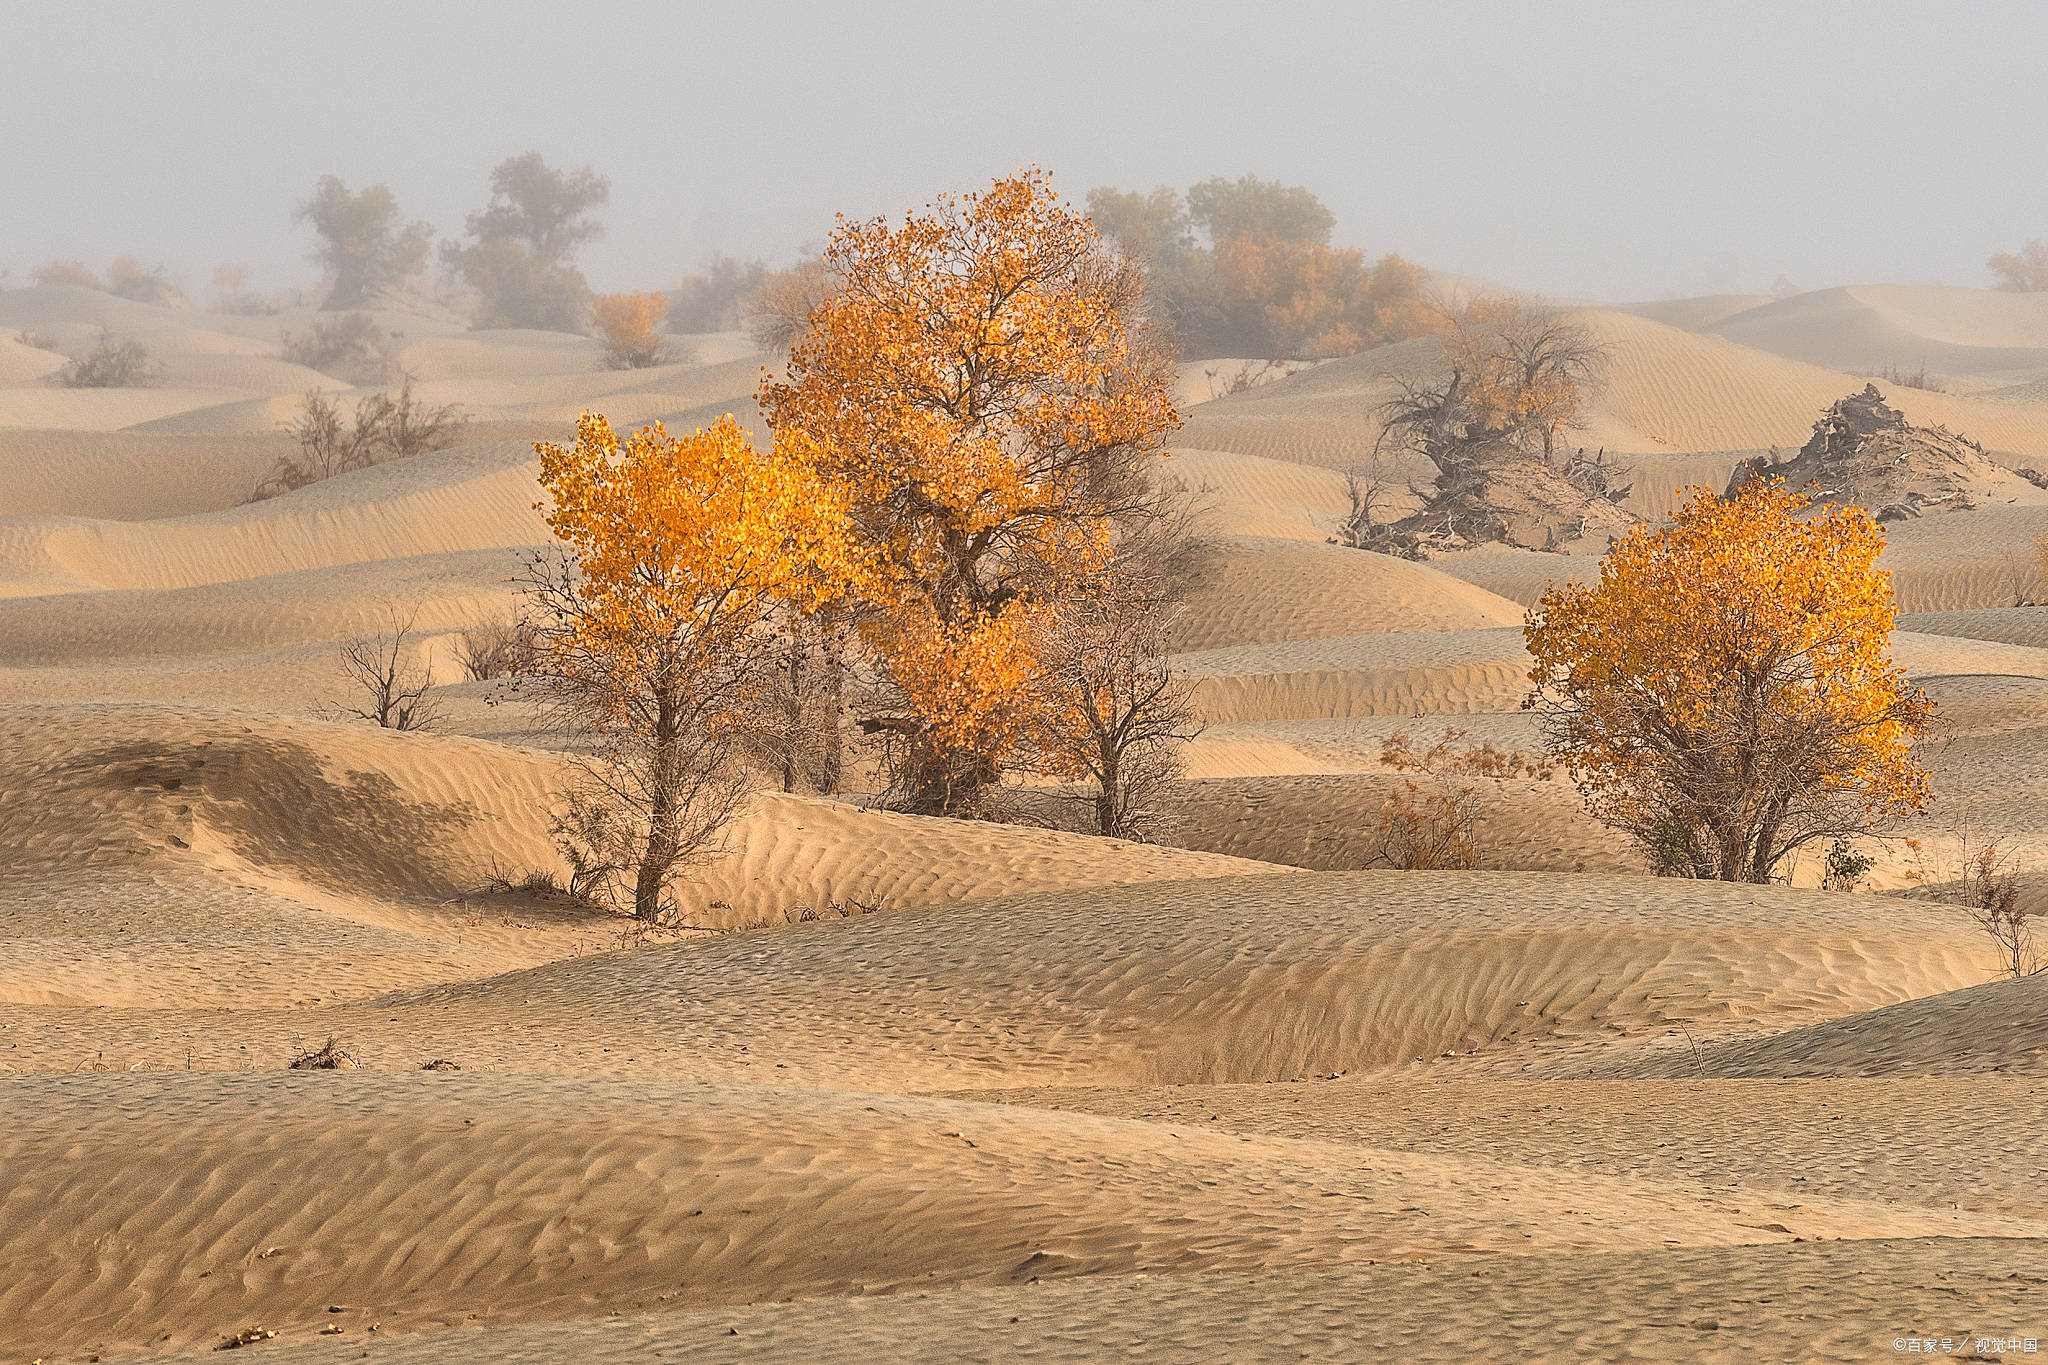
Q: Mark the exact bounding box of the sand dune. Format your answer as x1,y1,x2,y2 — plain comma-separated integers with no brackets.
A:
1177,627,1533,721
1170,773,1637,875
0,332,67,383
1708,284,2048,383
0,428,295,519
1176,536,1523,649
12,1074,2034,1363
1,871,1998,1084
133,1238,2039,1364
1620,973,2048,1079
1611,292,1774,332
1178,307,2048,473
1903,603,2048,648
7,277,2046,1361
0,437,548,594
1174,625,2048,725
0,703,1283,1008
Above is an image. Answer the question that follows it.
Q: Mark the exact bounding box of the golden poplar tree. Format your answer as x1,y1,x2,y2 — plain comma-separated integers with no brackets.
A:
759,169,1183,815
1524,479,1932,882
527,412,858,919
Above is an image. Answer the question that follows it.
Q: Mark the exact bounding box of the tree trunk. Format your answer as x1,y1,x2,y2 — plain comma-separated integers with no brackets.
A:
780,643,805,794
1095,751,1121,837
634,692,679,921
818,641,844,795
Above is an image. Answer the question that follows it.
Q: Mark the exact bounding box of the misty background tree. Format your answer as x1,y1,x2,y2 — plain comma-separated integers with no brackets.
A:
297,176,434,310
442,153,610,331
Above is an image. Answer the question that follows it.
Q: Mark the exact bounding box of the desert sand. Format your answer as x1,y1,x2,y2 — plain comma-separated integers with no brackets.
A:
5,276,2047,1364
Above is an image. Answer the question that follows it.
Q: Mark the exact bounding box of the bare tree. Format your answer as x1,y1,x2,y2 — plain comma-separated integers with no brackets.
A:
744,256,837,354
329,608,443,731
744,609,853,795
1345,301,1625,556
1332,454,1408,551
297,176,433,310
1031,500,1208,840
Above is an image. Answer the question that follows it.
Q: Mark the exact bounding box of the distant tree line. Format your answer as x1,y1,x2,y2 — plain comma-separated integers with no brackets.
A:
1082,174,1443,361
298,154,610,331
1988,240,2048,292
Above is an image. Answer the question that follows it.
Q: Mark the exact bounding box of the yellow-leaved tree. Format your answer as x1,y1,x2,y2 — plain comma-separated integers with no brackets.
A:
1524,479,1933,883
526,412,859,920
759,169,1183,815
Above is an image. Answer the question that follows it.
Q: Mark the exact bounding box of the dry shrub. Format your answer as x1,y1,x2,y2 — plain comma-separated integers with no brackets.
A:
1901,831,2041,977
32,259,99,289
669,254,767,332
15,329,61,353
1367,777,1478,870
484,863,591,906
280,311,392,382
781,893,888,924
456,618,540,680
213,263,248,303
1364,726,1550,871
253,379,463,499
287,1037,358,1070
1875,361,1944,393
327,606,443,731
1202,358,1287,397
1381,726,1555,780
545,790,647,910
54,330,164,388
1988,240,2048,293
105,255,182,305
590,290,675,368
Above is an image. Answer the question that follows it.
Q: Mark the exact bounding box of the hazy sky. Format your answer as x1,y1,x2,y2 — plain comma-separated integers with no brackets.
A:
7,1,2046,303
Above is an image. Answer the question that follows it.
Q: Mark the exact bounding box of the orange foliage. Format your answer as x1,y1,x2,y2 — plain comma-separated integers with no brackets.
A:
1208,237,1442,360
1525,479,1932,882
759,169,1181,812
530,411,861,917
589,291,671,368
533,412,854,713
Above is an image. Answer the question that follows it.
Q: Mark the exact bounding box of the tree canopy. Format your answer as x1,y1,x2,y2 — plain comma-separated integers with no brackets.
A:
1525,479,1933,882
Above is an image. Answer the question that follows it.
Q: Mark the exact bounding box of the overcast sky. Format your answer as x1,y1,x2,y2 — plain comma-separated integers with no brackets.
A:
7,1,2046,303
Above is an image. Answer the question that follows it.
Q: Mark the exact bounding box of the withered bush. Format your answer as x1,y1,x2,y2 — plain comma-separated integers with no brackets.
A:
280,311,393,383
252,379,463,499
54,331,164,388
456,619,540,680
1380,727,1556,780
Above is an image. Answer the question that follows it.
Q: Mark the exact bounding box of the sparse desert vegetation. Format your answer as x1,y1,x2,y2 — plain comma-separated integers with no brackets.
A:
589,289,675,368
52,329,164,387
251,379,463,498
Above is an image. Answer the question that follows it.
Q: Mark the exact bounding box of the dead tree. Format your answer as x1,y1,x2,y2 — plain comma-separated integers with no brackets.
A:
329,606,443,731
